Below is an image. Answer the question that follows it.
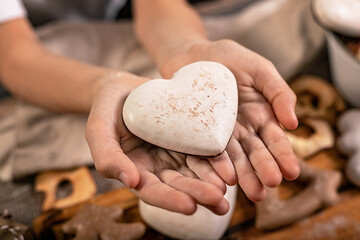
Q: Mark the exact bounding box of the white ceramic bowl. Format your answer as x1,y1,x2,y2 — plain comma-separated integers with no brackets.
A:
326,31,360,106
139,185,237,240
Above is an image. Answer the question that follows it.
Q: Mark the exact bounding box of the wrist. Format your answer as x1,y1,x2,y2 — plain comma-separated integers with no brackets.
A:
89,72,149,111
159,39,211,78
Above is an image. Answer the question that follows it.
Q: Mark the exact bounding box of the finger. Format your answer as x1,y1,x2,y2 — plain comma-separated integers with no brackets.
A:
135,171,197,215
260,121,300,180
207,151,237,186
202,198,230,216
186,156,226,194
86,113,139,188
226,137,266,202
178,166,199,179
240,131,282,187
159,169,225,207
253,60,298,130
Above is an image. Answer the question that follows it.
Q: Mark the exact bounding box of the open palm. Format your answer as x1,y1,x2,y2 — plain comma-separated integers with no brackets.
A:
86,74,234,215
161,39,300,201
228,80,299,201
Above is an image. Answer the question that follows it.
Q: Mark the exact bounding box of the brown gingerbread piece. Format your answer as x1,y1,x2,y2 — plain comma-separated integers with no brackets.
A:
285,118,335,158
62,204,146,240
255,158,342,230
290,76,345,123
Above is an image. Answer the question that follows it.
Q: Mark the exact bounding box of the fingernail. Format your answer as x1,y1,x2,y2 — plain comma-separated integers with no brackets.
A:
119,172,130,187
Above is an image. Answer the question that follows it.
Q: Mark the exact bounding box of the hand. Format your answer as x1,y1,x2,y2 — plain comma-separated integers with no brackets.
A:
85,72,232,215
161,39,300,202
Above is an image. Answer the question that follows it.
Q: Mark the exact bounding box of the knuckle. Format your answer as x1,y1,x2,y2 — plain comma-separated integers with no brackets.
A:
84,125,92,142
260,59,278,75
85,119,96,140
214,39,237,50
263,59,276,70
291,90,297,102
85,117,103,143
216,38,235,45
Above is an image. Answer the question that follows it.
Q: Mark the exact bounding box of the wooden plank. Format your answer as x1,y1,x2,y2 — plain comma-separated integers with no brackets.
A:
32,148,350,239
33,187,138,237
229,148,347,227
251,193,360,240
307,149,346,172
229,189,255,226
226,190,360,240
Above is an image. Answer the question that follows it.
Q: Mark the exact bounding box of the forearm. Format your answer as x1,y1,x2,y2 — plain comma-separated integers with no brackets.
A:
0,19,138,113
133,0,208,76
2,48,110,113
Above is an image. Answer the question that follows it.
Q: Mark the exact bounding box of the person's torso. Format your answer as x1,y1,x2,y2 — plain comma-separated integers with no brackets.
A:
23,0,129,26
23,0,215,26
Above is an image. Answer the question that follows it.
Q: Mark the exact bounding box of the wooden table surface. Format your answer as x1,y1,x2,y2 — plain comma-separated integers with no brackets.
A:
31,145,360,240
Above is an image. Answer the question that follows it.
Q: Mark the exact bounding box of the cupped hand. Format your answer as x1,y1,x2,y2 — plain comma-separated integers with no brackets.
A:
85,72,233,215
161,39,301,202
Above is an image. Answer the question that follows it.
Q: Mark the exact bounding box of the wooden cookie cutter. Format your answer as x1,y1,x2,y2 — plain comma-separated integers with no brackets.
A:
62,204,146,240
35,166,97,212
255,158,342,230
286,118,335,158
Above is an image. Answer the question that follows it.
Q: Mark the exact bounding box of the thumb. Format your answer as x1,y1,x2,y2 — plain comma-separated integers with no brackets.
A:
253,61,298,130
95,147,140,188
86,119,140,188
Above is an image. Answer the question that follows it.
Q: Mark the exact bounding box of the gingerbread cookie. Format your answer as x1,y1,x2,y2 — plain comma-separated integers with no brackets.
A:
255,158,341,230
62,204,145,240
290,76,345,123
286,118,334,158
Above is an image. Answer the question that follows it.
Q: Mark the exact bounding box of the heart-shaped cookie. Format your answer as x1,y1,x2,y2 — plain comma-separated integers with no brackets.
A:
123,61,238,156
